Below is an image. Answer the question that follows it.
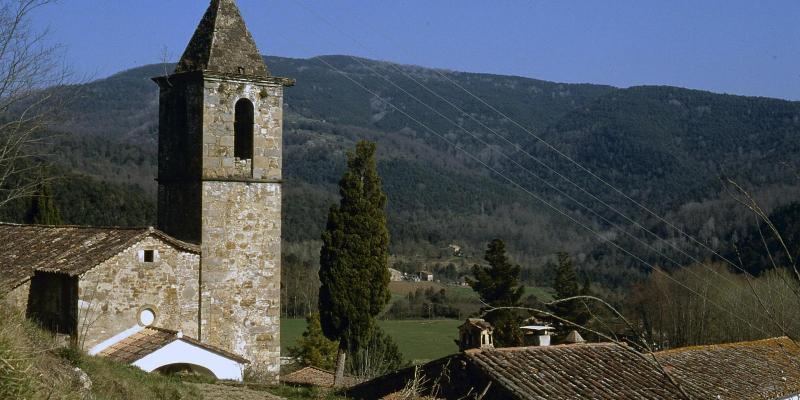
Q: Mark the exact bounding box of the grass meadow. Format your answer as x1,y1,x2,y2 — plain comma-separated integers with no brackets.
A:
282,318,462,363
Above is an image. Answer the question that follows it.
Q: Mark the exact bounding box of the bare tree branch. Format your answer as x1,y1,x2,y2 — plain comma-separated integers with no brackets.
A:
0,0,72,208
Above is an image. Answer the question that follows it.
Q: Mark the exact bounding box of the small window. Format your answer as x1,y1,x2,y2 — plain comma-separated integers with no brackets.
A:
143,250,155,263
139,308,156,326
234,98,254,160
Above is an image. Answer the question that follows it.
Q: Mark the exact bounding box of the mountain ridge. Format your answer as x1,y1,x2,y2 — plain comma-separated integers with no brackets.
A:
7,54,798,287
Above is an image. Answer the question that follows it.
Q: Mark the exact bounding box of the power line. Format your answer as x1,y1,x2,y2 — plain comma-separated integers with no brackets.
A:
315,0,766,282
281,2,786,334
271,28,772,337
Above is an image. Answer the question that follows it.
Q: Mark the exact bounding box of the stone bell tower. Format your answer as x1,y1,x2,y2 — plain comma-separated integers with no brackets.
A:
153,0,293,380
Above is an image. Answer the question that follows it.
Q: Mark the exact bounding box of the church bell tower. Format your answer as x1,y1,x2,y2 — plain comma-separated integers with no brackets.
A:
153,0,293,380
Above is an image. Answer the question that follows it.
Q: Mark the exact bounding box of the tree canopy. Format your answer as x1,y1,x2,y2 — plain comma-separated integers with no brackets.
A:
24,181,61,225
551,252,591,337
468,239,525,346
288,313,339,370
318,140,392,382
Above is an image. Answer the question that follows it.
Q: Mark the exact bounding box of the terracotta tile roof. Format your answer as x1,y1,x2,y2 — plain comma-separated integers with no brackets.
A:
654,337,800,400
280,366,359,388
100,326,248,365
465,343,686,400
351,338,800,399
100,326,176,363
0,223,199,292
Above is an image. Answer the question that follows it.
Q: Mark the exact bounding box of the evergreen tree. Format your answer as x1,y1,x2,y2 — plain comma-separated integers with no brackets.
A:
468,239,525,346
287,313,339,370
318,140,392,385
25,182,62,225
551,252,589,337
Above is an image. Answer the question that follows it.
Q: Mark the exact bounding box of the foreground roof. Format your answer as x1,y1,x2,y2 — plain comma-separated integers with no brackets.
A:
347,343,686,400
350,337,800,400
465,343,685,400
654,337,800,399
175,0,269,77
0,223,199,292
99,326,248,365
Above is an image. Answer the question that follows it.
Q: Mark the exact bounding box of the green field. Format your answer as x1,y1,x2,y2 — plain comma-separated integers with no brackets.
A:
281,285,554,364
281,318,461,363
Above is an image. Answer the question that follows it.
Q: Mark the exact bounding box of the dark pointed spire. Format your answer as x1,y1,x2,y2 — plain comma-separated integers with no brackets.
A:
175,0,269,77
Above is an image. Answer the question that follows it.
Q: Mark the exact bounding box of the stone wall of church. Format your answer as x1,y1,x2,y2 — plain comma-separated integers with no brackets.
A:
198,75,283,382
201,77,283,181
200,181,281,382
78,236,200,351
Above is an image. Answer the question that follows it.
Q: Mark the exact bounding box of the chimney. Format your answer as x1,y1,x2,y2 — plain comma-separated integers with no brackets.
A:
521,324,554,347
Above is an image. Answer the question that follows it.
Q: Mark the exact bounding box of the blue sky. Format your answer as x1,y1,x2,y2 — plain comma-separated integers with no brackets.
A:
32,0,800,100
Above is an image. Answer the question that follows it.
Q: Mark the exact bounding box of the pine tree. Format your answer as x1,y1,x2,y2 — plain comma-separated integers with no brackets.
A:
318,140,391,385
25,182,62,225
551,252,588,337
468,239,525,346
287,313,339,370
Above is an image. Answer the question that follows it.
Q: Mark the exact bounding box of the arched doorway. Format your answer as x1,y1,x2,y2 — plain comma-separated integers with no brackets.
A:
155,363,217,379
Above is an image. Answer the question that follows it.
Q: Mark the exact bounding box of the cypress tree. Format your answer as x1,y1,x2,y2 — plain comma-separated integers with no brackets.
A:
468,239,525,346
318,140,391,384
25,182,62,225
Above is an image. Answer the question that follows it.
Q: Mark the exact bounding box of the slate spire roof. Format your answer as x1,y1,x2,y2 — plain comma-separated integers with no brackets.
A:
175,0,269,77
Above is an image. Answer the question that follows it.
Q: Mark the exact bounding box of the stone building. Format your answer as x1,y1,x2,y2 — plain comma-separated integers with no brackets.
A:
456,318,494,351
0,0,290,383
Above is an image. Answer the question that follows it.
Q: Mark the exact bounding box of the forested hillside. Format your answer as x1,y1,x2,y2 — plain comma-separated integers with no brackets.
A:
7,55,799,289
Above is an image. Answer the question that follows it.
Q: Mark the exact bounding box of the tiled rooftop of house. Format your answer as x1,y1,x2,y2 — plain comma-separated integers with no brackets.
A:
0,223,198,292
99,326,248,365
654,337,800,400
348,336,800,400
464,343,686,400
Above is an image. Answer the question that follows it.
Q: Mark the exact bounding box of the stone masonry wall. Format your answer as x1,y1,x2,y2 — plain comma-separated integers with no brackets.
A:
201,181,281,381
78,236,200,351
199,74,283,382
4,281,30,311
202,77,283,181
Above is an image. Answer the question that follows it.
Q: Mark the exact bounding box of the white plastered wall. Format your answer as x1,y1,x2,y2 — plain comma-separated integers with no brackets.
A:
133,340,246,381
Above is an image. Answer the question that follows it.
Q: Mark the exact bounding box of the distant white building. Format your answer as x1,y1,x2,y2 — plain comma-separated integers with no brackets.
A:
418,271,434,281
388,268,404,282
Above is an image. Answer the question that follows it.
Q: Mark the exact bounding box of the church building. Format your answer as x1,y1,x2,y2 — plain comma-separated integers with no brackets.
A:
0,0,291,382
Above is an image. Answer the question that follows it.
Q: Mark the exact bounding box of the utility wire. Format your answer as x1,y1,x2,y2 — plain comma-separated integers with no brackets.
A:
287,0,798,336
312,0,768,284
272,27,771,337
280,3,784,335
